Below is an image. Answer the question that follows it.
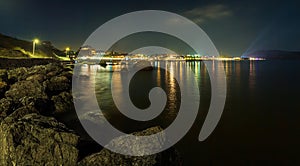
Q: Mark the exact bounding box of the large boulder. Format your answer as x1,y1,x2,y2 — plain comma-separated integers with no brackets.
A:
4,80,52,115
0,113,79,166
5,80,47,103
44,75,71,96
78,126,182,166
51,91,74,114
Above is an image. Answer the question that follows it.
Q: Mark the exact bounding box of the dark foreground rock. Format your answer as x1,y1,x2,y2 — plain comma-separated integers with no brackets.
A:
78,126,182,166
0,113,79,166
0,63,80,165
0,63,74,117
0,63,182,165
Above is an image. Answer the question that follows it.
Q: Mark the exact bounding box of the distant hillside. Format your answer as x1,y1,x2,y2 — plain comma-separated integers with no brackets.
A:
0,33,65,59
242,50,300,59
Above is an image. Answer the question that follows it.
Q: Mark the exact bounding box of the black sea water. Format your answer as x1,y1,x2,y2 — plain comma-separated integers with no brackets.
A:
75,60,300,165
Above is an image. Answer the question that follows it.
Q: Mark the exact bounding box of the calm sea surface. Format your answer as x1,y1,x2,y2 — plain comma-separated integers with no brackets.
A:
74,60,300,165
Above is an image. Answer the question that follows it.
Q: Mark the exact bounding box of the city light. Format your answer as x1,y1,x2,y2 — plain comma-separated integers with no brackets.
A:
32,38,39,56
33,39,39,44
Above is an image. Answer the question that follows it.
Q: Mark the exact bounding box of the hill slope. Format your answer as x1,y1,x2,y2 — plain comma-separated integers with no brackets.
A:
0,33,65,59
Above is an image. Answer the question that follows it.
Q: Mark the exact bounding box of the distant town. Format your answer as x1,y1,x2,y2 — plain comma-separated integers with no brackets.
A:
70,45,265,65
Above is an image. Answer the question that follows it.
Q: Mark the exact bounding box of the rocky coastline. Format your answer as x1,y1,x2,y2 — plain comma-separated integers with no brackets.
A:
0,63,182,165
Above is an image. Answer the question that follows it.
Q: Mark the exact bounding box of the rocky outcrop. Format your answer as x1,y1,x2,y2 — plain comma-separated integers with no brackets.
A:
0,63,80,165
51,91,74,114
0,63,73,117
0,63,182,165
44,75,71,96
0,113,79,166
78,126,182,166
5,80,48,103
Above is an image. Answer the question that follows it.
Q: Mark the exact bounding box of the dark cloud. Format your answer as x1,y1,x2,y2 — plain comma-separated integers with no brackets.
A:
183,4,232,24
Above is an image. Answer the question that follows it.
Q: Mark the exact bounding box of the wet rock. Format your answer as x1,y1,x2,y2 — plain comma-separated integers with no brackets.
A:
0,113,79,166
78,126,182,166
51,91,74,114
5,80,48,104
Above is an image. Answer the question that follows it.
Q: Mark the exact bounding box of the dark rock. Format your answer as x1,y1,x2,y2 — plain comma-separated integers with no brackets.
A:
0,98,12,120
45,64,63,78
0,113,79,166
0,69,8,82
5,80,48,104
19,96,54,115
59,70,73,80
7,105,39,122
44,75,71,96
5,64,64,84
0,81,8,97
7,67,28,83
78,126,182,166
26,74,46,83
25,65,47,76
51,92,74,114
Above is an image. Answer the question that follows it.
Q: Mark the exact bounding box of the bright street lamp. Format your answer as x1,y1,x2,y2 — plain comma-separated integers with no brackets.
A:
65,47,70,56
32,39,39,56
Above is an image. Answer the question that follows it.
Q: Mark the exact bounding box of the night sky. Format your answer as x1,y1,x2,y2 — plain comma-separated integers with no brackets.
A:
1,0,300,56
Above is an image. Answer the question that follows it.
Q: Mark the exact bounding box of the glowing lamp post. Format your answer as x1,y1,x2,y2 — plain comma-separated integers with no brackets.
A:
65,47,70,56
32,39,39,56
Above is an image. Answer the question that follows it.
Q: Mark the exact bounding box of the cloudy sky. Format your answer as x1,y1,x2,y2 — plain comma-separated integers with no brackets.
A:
1,0,300,56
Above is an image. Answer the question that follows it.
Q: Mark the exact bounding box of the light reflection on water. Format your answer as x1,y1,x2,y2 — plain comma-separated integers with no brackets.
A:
74,60,300,165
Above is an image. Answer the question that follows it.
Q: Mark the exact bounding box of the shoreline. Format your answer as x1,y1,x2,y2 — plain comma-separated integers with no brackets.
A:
0,62,181,165
0,57,74,69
